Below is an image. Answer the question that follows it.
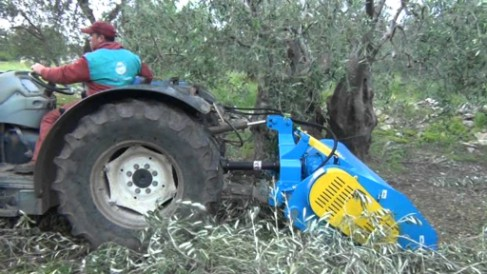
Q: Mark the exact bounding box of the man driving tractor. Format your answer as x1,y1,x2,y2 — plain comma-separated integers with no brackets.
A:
15,21,153,174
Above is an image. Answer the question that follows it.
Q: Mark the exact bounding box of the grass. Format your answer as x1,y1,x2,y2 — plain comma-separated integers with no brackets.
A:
370,79,487,171
212,72,258,108
475,112,487,129
1,204,486,273
0,61,29,71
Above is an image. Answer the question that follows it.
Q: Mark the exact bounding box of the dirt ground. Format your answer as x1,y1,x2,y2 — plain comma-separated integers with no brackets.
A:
372,148,487,244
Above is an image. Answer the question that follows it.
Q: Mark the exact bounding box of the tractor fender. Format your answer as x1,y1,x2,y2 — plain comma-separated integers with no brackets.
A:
33,84,213,207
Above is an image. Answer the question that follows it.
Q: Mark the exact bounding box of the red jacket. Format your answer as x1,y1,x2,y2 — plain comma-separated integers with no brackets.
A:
38,42,153,96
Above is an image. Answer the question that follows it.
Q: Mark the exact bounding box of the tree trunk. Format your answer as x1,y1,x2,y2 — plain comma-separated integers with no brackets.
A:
326,57,377,160
250,1,388,160
251,79,275,160
324,0,390,160
286,37,327,138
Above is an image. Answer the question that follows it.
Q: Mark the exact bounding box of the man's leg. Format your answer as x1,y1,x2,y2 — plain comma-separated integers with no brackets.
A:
32,109,63,162
14,101,78,174
14,109,62,174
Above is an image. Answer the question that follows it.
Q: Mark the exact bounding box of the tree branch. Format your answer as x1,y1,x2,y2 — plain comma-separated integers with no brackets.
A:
105,0,126,21
17,10,44,41
77,0,96,22
229,35,252,48
369,2,405,61
366,0,374,18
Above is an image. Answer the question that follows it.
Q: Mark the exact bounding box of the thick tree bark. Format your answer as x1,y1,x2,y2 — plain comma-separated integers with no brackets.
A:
325,0,392,160
326,58,377,160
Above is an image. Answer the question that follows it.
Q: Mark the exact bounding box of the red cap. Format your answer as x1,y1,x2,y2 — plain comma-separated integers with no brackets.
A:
81,21,117,38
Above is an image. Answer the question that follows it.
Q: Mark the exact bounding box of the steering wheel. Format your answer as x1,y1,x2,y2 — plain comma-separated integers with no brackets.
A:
29,72,75,95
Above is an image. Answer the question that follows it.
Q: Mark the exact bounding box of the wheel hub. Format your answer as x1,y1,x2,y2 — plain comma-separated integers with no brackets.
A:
103,145,177,216
132,169,153,188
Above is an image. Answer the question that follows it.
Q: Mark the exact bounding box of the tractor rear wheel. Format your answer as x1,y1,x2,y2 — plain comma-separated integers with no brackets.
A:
52,99,222,250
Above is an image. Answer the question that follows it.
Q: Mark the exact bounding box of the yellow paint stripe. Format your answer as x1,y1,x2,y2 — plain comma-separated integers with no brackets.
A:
307,134,342,158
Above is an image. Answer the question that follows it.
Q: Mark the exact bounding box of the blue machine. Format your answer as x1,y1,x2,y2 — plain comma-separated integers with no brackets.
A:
266,115,438,250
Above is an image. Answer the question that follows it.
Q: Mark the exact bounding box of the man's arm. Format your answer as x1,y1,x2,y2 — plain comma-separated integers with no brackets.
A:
139,63,153,84
31,58,91,84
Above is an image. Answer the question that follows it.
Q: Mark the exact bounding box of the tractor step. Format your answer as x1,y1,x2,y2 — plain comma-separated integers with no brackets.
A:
0,170,36,217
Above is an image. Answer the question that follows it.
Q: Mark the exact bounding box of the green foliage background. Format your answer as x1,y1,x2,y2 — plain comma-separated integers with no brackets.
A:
0,0,486,272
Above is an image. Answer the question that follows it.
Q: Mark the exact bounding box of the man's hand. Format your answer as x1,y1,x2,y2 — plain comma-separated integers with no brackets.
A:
31,63,46,74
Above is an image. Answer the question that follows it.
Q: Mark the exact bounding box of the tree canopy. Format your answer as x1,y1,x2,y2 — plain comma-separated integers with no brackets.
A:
0,0,125,64
121,0,404,158
395,0,487,99
0,0,485,156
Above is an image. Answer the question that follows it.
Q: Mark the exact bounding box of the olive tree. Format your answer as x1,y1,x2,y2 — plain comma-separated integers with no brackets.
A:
123,0,406,159
391,0,487,101
0,0,127,64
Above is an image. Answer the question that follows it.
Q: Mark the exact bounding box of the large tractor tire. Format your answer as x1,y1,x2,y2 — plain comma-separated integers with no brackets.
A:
52,99,222,250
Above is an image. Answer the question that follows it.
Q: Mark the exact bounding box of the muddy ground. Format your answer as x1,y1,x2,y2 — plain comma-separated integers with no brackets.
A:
370,147,487,244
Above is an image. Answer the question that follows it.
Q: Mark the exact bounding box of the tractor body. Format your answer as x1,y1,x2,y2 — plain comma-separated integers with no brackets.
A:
0,70,438,250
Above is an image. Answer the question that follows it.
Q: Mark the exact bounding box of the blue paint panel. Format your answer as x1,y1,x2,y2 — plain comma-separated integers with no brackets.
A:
266,115,438,250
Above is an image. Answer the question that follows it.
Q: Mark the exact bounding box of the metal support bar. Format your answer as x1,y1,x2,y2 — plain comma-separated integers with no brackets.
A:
208,120,266,134
221,160,279,171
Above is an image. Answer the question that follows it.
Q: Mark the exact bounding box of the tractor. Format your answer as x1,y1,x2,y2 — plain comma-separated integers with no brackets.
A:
0,70,438,250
